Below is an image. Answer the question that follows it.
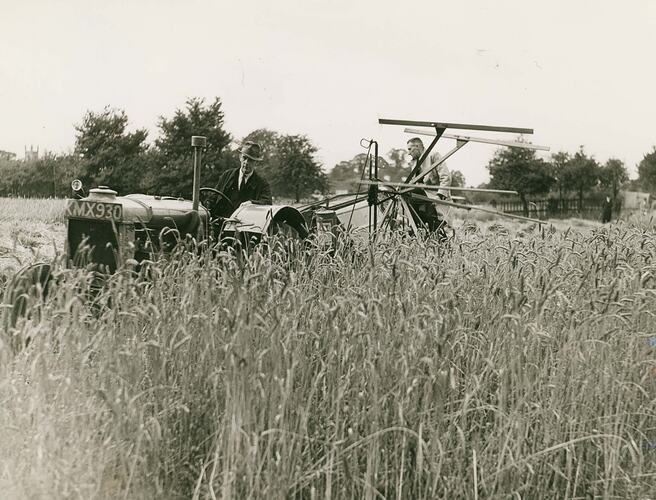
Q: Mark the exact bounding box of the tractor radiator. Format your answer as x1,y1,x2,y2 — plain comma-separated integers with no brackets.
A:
67,219,119,273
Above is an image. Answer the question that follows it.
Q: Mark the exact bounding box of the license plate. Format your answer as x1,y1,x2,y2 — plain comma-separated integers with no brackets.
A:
66,199,123,222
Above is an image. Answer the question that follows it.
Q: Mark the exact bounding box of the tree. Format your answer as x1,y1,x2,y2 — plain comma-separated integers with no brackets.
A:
599,158,628,203
34,152,86,197
329,156,366,192
381,148,410,182
151,97,233,196
0,154,18,195
637,147,656,193
270,135,328,202
549,151,570,214
0,150,16,161
74,106,149,193
487,144,554,216
450,170,466,188
328,153,383,192
243,129,328,201
328,149,405,193
562,147,601,211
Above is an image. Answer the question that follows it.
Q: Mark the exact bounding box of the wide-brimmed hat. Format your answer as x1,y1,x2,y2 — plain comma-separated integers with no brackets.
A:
239,141,264,161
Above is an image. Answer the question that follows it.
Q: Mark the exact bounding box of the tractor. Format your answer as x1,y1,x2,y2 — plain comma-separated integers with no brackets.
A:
1,136,308,339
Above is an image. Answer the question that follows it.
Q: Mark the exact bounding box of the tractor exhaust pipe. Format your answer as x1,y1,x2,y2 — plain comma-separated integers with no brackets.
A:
191,135,207,211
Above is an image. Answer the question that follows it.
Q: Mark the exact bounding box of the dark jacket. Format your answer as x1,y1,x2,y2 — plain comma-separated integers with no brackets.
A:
213,168,272,217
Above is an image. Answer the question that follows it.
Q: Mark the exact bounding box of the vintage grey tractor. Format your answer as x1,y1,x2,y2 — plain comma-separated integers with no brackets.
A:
1,136,309,340
61,184,309,271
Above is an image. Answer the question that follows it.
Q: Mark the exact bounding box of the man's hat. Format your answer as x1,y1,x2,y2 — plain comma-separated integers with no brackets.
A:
239,141,264,161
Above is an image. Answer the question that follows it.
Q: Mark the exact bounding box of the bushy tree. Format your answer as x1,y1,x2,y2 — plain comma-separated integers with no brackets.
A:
36,153,87,197
0,156,18,195
599,158,628,202
328,149,409,193
271,135,328,202
450,170,466,188
243,129,328,201
151,97,234,196
0,151,85,197
637,147,656,193
0,150,16,161
382,148,411,182
549,151,570,204
487,144,554,216
329,156,367,192
75,107,149,193
562,147,601,211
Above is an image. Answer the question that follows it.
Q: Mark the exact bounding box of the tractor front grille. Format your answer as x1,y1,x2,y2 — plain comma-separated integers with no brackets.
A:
67,219,119,273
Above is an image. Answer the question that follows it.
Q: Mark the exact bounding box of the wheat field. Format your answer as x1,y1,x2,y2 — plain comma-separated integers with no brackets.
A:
0,197,655,499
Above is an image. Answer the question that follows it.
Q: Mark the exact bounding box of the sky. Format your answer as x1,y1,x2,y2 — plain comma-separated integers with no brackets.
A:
1,0,655,186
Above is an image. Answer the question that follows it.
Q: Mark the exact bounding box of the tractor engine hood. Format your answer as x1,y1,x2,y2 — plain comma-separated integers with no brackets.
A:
80,187,209,228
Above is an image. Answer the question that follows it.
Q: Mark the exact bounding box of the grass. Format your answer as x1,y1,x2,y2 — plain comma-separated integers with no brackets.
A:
0,196,67,224
0,199,655,498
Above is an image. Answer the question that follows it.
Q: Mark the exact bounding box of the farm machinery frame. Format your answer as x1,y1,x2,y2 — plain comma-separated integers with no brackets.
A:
297,117,549,241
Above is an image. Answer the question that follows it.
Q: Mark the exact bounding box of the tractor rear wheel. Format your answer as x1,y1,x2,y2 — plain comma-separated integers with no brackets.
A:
1,262,52,352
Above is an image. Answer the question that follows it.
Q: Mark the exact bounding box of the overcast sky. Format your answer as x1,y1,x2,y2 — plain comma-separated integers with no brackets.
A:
2,0,655,186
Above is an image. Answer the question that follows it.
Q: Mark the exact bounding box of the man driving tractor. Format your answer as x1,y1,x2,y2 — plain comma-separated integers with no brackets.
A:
211,141,272,217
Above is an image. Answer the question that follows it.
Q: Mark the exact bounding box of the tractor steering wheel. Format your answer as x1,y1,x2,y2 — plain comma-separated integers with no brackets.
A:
200,187,233,211
199,187,236,237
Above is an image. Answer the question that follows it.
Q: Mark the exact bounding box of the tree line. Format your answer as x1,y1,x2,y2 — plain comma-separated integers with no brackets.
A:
484,142,656,216
327,150,467,193
0,98,328,202
2,98,656,210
